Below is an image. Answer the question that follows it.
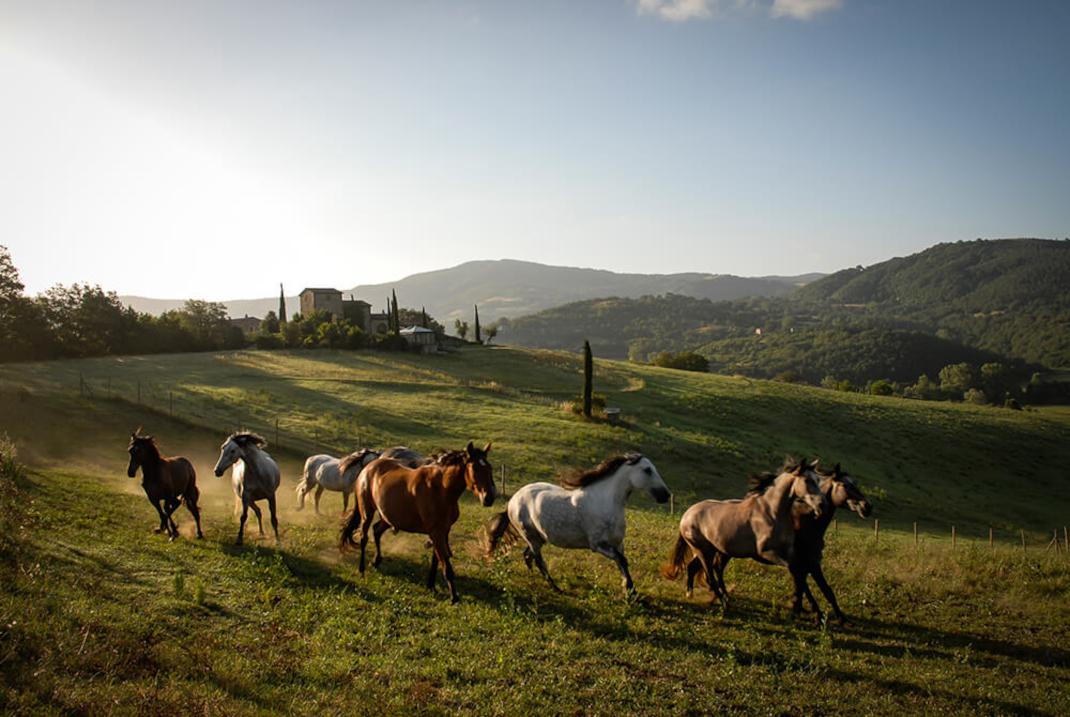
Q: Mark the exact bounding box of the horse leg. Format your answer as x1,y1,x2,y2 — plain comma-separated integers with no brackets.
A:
685,557,703,598
314,485,324,515
185,486,204,539
522,547,534,571
711,552,730,609
427,552,439,591
592,544,634,596
358,509,372,574
342,489,350,514
431,535,459,604
371,519,389,568
249,502,265,536
236,498,250,545
811,565,848,625
267,494,280,544
164,498,181,541
693,547,722,606
531,546,561,593
790,564,808,614
152,499,168,534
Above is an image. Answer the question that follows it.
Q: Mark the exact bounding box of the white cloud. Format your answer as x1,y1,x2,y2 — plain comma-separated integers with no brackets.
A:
769,0,843,21
636,0,714,23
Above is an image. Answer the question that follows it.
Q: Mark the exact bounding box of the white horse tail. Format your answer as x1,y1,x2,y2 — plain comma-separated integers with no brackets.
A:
661,532,691,580
295,463,316,511
482,511,518,557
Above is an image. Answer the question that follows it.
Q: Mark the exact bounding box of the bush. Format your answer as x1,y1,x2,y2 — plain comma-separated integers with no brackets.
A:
868,379,897,396
773,370,802,383
255,332,285,350
964,388,988,405
820,375,853,392
0,433,22,483
567,393,606,416
651,351,709,372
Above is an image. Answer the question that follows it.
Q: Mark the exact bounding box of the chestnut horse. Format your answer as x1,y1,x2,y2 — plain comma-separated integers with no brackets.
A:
126,430,203,541
340,442,496,603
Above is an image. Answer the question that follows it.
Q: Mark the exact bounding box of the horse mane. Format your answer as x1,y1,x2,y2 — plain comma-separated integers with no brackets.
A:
338,448,376,475
746,471,778,496
129,432,162,461
559,453,643,490
779,455,816,475
227,431,267,448
432,450,467,467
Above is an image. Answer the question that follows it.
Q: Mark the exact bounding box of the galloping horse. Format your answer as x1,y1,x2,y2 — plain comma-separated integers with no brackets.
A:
126,430,203,541
213,432,281,545
296,448,379,514
663,458,824,608
789,462,872,624
340,442,496,603
484,453,670,596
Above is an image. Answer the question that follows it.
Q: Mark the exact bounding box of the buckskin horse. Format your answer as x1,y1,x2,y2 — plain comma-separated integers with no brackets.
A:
340,442,496,603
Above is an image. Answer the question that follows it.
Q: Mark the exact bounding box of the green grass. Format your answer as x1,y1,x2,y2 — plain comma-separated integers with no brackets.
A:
1,347,1069,715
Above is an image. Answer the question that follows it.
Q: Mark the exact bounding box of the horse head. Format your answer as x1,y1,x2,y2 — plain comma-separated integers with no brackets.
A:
127,429,155,477
214,432,266,477
624,453,671,504
463,441,496,507
824,462,873,518
789,459,824,517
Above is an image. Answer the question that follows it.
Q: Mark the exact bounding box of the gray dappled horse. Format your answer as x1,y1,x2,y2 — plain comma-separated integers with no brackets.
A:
213,432,282,545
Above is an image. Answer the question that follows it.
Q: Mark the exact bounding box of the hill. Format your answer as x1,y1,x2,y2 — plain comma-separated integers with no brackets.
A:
502,239,1070,380
0,347,1068,714
119,259,821,323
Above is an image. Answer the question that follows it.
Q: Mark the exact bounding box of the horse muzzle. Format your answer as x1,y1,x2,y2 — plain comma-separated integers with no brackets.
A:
850,500,873,518
214,468,224,478
127,468,137,478
652,487,671,504
479,489,496,508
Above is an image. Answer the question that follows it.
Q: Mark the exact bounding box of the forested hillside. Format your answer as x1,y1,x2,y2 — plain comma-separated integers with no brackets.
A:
501,239,1070,386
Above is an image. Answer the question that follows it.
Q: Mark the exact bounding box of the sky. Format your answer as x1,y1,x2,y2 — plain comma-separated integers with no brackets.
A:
1,0,1068,300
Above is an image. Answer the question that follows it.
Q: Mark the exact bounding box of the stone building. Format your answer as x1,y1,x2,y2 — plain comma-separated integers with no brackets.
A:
299,288,390,334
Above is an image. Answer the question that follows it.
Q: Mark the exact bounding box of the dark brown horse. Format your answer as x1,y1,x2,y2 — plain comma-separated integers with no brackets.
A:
340,442,496,603
789,462,872,624
127,431,203,541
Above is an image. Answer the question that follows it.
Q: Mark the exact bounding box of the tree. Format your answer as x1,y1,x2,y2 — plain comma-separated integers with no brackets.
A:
484,323,499,344
939,362,976,397
421,307,429,329
474,305,482,344
652,351,709,372
261,310,280,335
391,289,400,333
582,340,593,418
454,319,469,340
278,284,287,324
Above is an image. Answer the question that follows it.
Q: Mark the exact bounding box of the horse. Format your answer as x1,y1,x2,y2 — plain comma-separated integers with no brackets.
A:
296,448,380,514
340,442,495,603
126,430,203,541
484,453,670,596
788,462,872,624
213,432,282,545
378,446,428,468
662,458,824,608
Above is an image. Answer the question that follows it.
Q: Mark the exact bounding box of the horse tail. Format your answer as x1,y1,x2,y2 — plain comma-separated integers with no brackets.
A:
295,462,315,511
339,506,363,552
482,511,518,557
661,532,690,580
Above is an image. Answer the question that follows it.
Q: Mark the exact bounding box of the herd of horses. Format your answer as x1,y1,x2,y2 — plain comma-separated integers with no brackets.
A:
126,429,873,621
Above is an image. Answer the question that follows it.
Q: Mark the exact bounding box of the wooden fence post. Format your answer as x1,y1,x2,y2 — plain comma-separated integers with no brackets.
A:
1047,530,1059,552
952,525,956,549
913,521,918,548
1020,529,1026,551
874,519,879,543
669,494,674,516
989,527,993,549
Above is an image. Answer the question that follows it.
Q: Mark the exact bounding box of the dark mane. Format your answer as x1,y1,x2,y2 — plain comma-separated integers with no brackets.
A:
129,433,161,460
779,455,815,475
559,453,642,490
227,431,267,448
432,450,467,467
338,448,377,475
746,471,778,496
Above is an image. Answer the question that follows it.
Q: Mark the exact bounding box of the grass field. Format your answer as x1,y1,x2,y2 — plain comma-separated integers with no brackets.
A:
1,347,1069,715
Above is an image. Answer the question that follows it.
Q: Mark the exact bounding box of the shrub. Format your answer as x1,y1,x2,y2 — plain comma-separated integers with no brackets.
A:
255,332,285,350
820,375,853,392
773,370,802,383
868,379,897,396
964,388,988,405
652,351,709,372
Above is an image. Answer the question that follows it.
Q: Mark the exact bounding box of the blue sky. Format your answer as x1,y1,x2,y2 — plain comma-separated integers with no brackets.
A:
1,0,1067,300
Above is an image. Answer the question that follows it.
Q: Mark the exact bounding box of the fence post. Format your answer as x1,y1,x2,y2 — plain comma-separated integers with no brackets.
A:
951,525,956,549
913,521,918,548
989,527,993,549
874,518,879,543
1020,529,1026,551
669,494,674,516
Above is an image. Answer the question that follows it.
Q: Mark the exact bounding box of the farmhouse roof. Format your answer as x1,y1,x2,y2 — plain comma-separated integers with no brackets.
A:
399,326,435,335
299,287,341,295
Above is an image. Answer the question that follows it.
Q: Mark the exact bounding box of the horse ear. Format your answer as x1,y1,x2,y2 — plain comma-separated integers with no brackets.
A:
483,442,492,454
834,462,841,474
465,441,475,455
811,457,820,469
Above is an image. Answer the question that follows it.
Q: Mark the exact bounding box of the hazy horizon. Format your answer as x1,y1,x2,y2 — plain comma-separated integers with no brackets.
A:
3,0,1068,300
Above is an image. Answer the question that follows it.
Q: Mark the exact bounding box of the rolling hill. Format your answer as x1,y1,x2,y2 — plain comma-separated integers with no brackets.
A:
501,239,1070,380
119,259,822,323
1,347,1068,714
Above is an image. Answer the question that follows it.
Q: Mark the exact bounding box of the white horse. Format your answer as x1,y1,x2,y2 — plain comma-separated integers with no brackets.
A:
484,453,670,595
213,432,282,545
296,449,379,514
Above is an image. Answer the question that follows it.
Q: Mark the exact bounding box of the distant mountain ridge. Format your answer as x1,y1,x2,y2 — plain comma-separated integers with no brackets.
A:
119,259,823,322
500,239,1070,380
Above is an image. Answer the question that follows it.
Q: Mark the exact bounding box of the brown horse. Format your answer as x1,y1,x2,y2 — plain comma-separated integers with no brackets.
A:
663,458,823,608
340,441,496,603
127,430,203,541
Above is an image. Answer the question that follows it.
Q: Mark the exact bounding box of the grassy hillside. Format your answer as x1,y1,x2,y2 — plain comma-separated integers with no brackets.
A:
1,347,1069,714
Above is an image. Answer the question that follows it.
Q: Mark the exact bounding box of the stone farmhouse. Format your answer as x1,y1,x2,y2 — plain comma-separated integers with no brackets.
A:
298,288,391,335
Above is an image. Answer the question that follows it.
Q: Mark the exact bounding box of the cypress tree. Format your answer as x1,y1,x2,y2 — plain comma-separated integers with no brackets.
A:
474,305,481,344
583,340,593,418
421,307,429,329
278,284,287,324
391,289,400,332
